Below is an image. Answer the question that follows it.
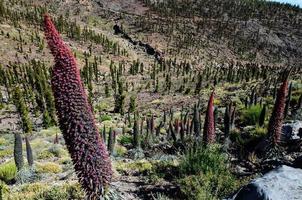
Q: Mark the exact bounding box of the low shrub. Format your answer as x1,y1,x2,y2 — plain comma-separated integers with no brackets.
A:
240,105,262,125
99,114,112,122
0,160,17,183
6,182,84,200
48,144,68,158
115,159,153,174
118,134,133,145
36,162,62,174
0,138,7,145
251,126,267,138
16,167,40,184
0,148,13,158
178,145,239,200
33,182,84,200
114,145,127,157
40,127,60,137
37,150,54,159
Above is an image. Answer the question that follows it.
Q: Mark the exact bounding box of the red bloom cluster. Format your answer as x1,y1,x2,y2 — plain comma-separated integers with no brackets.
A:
44,14,112,198
203,91,215,144
268,80,288,146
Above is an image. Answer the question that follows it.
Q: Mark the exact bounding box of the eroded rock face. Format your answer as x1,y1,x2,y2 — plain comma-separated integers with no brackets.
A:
226,165,302,200
282,121,302,141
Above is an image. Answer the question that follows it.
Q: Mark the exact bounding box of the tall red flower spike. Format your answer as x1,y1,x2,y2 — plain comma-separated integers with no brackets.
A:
203,91,215,145
268,79,288,146
43,14,112,198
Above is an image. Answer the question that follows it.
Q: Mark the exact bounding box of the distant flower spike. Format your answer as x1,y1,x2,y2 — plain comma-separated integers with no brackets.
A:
43,14,112,199
203,91,215,145
268,79,288,146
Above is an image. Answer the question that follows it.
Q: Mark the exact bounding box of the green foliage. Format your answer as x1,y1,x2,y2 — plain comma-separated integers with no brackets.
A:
40,127,60,137
0,180,9,199
15,167,38,184
118,134,133,145
48,144,68,158
36,162,62,174
230,128,244,145
14,132,24,171
32,183,84,200
13,87,32,133
178,145,239,200
115,160,153,174
7,182,84,200
100,114,112,122
42,110,52,128
152,193,171,200
179,172,238,200
180,145,227,175
0,149,13,159
251,126,267,138
240,104,262,125
129,95,137,113
37,150,54,159
0,138,7,146
95,102,109,112
0,161,17,183
114,145,127,157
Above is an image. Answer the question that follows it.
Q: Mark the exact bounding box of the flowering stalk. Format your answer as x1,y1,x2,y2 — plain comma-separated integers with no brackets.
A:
268,79,288,146
203,91,215,145
43,14,112,199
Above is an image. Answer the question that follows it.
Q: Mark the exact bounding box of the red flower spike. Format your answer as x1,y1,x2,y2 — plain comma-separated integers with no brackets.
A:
43,14,112,199
203,91,215,145
268,79,288,146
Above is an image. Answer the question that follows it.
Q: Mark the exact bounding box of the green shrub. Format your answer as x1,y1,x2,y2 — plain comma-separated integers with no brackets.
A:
48,144,68,158
16,167,39,184
0,180,9,198
32,183,84,200
20,182,46,194
178,145,239,200
37,150,54,159
0,149,13,158
0,161,17,183
0,138,7,146
179,172,238,200
114,145,127,157
230,128,244,145
36,162,62,174
95,102,109,111
180,145,228,175
251,126,267,138
118,134,133,145
99,114,112,122
40,127,60,137
240,105,262,125
115,160,153,174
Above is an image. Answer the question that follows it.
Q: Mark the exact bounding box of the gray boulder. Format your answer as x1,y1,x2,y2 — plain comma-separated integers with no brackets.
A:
226,165,302,200
282,121,302,141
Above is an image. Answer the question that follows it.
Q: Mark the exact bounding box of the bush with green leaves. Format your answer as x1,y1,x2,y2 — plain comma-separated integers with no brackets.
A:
100,114,112,122
15,167,39,184
118,134,133,145
251,126,267,138
36,162,62,174
0,161,17,183
48,144,68,158
178,145,239,200
240,105,262,125
7,182,84,200
0,180,9,199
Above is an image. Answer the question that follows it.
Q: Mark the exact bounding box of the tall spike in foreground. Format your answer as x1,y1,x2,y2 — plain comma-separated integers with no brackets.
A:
268,79,288,147
43,14,112,199
203,91,215,145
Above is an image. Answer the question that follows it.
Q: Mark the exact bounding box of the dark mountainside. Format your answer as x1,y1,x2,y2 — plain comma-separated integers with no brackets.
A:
0,0,301,200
